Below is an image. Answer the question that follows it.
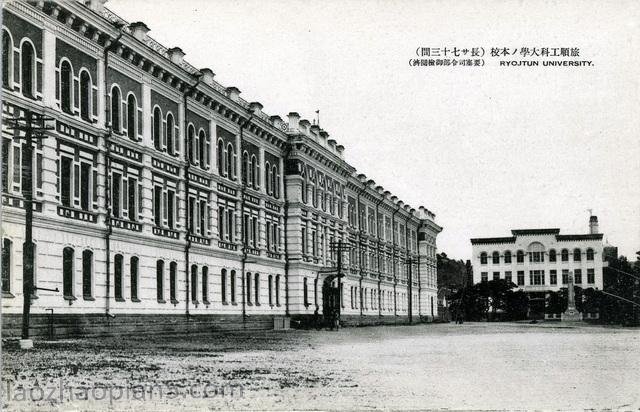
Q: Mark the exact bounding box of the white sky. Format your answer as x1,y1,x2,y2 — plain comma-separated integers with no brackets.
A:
109,0,640,261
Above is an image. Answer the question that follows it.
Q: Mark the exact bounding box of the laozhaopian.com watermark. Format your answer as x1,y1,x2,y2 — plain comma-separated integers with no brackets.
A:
2,378,244,404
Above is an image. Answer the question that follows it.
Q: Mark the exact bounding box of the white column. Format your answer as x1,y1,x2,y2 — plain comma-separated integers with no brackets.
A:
41,23,57,108
141,80,152,148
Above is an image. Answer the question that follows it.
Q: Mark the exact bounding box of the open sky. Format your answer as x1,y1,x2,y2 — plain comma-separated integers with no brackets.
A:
108,0,640,261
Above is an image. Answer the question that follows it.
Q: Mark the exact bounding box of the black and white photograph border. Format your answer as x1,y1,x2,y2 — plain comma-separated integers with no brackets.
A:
1,0,639,410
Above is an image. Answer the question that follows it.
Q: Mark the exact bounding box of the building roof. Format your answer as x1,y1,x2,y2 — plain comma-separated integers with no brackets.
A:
470,236,516,245
555,234,603,241
511,229,561,235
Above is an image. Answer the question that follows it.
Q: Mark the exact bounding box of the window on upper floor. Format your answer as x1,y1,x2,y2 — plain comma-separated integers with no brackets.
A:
127,94,137,140
549,249,556,262
480,252,488,264
110,86,121,133
21,41,35,98
516,250,525,263
2,30,12,89
217,140,224,176
153,107,162,151
561,248,569,262
586,248,594,261
272,165,279,198
504,250,512,263
199,129,209,170
492,251,500,264
573,248,581,262
242,152,249,186
188,124,196,164
79,71,92,122
226,143,235,179
60,61,73,113
166,113,175,155
251,155,258,189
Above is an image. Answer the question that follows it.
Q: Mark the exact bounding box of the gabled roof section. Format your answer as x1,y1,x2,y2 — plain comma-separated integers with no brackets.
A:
511,228,560,236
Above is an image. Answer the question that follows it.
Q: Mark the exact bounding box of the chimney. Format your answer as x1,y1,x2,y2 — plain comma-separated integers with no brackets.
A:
200,68,215,85
129,22,150,41
299,119,311,135
249,101,264,115
589,215,599,234
85,0,108,13
167,47,185,65
287,112,300,131
336,144,345,158
226,86,241,102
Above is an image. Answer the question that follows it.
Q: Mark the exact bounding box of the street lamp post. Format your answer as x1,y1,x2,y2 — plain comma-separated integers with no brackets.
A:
6,109,54,347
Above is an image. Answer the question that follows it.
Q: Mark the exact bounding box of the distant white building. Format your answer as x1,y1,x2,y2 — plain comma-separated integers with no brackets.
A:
470,216,605,317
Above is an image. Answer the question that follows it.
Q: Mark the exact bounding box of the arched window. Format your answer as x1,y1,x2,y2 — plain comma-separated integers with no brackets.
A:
114,254,123,300
166,113,175,155
127,94,137,139
480,252,488,264
110,86,121,132
20,41,35,97
60,60,73,113
2,238,12,294
217,140,224,176
230,269,236,303
303,277,308,306
169,261,177,302
191,264,198,302
188,125,196,164
561,248,569,262
275,274,280,306
265,161,271,194
268,274,273,306
226,143,234,179
199,129,207,168
504,250,512,264
156,260,164,302
251,155,258,189
82,249,93,299
153,107,162,150
272,165,278,198
516,250,525,263
2,30,12,88
492,251,500,264
79,70,91,121
202,266,209,303
63,247,75,298
130,256,139,301
586,248,594,261
246,272,252,304
221,269,227,303
549,249,557,262
573,248,581,262
254,273,260,305
242,152,249,185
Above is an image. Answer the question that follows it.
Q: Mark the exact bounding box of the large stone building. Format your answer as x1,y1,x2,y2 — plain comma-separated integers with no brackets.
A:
0,1,442,337
470,216,605,318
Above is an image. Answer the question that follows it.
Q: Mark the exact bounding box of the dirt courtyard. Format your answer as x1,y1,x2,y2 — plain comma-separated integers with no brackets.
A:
2,322,640,410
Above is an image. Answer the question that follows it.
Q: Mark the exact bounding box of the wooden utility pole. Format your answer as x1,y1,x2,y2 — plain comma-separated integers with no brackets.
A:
329,240,351,325
6,109,54,341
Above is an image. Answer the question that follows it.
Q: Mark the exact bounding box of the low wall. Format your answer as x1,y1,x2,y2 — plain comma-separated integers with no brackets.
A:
1,313,276,340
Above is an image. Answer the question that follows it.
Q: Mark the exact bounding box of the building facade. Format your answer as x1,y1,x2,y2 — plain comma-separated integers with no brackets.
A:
0,0,442,337
470,216,605,318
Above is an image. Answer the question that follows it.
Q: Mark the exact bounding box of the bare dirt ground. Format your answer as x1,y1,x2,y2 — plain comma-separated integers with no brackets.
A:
2,322,640,411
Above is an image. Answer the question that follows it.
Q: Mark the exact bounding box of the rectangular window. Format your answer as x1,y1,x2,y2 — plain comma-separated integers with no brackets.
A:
587,268,595,284
80,163,90,211
481,272,488,282
517,271,525,286
12,146,20,185
493,271,500,281
2,239,11,293
128,177,137,221
550,270,557,285
36,153,43,189
505,271,512,283
574,269,582,284
61,157,72,207
170,263,177,302
302,227,307,254
2,139,9,192
153,186,162,226
167,190,175,229
112,173,122,218
199,200,206,235
189,197,196,232
562,269,569,284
